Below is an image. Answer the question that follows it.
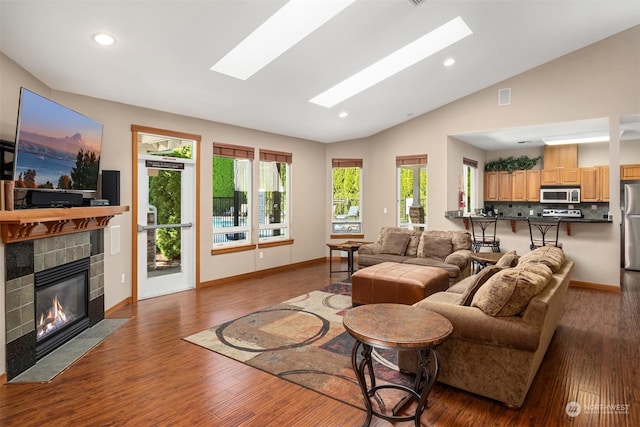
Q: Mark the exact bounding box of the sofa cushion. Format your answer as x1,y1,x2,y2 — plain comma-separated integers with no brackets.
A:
357,253,411,267
518,246,565,273
495,250,519,268
447,275,474,294
417,235,453,260
381,232,412,255
377,227,421,257
460,265,503,306
403,257,460,278
422,291,463,305
471,263,553,316
422,230,472,252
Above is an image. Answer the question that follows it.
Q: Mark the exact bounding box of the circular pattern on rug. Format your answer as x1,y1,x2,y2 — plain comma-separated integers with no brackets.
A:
215,307,330,352
322,293,351,310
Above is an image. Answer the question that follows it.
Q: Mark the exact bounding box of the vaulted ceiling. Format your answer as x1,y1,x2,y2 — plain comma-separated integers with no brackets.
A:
1,0,638,144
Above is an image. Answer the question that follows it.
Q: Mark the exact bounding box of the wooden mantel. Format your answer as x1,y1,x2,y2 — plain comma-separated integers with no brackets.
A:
0,206,129,244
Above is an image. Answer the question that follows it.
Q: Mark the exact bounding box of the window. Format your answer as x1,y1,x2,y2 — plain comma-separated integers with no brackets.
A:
397,155,427,230
332,159,362,234
212,143,253,247
259,149,291,241
462,157,478,216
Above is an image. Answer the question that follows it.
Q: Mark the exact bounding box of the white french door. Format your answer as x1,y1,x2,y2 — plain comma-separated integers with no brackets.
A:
136,155,195,300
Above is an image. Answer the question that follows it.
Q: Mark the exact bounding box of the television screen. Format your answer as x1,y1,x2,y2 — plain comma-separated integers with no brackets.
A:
13,88,103,192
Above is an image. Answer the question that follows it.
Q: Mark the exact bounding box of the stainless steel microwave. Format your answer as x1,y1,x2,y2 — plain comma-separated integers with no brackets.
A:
540,187,580,204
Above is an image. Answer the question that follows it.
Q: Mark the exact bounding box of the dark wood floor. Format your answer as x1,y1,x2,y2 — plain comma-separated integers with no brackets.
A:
1,261,638,426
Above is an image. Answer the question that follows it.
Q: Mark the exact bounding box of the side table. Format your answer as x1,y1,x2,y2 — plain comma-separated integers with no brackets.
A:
327,240,371,278
470,251,503,273
342,303,453,426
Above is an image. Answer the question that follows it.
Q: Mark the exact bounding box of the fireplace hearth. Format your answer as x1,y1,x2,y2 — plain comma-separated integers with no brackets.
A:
35,258,90,359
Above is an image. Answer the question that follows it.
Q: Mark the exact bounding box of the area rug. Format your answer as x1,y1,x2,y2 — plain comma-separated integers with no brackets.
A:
10,318,130,383
184,283,414,412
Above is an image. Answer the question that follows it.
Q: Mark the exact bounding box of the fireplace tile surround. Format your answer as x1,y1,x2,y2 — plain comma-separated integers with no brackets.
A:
4,230,105,380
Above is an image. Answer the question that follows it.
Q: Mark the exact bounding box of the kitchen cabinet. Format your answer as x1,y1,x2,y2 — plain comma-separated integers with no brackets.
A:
540,167,581,185
484,171,512,201
580,166,609,202
498,171,512,201
484,171,499,201
543,144,578,169
621,164,640,180
512,170,540,201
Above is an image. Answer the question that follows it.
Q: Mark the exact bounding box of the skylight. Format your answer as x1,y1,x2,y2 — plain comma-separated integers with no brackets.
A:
309,16,473,108
210,0,356,80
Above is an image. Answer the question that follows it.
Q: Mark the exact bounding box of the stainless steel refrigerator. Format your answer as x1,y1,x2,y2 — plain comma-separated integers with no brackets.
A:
624,183,640,270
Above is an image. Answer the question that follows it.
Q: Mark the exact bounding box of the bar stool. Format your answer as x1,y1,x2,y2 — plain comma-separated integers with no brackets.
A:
527,218,562,250
469,216,501,253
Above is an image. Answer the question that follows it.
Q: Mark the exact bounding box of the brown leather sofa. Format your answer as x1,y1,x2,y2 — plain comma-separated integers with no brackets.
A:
357,227,473,284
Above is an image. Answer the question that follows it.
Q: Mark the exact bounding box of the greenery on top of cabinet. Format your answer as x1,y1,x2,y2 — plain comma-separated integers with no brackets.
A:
485,155,541,173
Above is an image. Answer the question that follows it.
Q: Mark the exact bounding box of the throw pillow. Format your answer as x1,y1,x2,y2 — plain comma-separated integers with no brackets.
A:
378,227,420,256
471,263,553,316
495,250,519,268
417,235,453,260
518,246,565,273
405,232,421,257
460,265,503,306
381,232,412,255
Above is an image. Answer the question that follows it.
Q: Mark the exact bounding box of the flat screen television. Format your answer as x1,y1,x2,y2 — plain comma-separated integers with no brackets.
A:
13,88,103,203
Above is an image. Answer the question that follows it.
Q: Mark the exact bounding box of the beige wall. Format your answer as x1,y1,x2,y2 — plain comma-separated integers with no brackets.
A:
0,53,328,375
1,25,638,377
337,26,639,289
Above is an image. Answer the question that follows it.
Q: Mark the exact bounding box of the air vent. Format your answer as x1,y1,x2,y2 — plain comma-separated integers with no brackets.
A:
408,0,426,5
498,88,511,106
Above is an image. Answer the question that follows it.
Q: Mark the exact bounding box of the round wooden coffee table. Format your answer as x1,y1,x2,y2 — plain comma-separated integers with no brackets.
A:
343,303,453,427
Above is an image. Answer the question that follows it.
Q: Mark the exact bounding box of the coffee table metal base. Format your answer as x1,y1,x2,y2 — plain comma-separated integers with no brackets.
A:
351,341,440,427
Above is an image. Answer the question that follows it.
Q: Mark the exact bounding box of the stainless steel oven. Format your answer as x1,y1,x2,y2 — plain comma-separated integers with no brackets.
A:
540,187,580,204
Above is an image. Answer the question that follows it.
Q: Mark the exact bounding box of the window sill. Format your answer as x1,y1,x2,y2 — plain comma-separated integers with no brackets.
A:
211,244,257,255
330,233,365,240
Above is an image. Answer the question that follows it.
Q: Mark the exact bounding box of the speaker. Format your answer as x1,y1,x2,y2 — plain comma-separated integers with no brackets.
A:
101,170,120,206
27,190,83,207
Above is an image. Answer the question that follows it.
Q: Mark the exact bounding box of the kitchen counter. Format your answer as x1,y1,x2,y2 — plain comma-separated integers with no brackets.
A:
446,213,612,236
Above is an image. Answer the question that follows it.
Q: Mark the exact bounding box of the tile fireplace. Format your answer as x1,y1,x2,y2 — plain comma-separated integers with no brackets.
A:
4,231,105,380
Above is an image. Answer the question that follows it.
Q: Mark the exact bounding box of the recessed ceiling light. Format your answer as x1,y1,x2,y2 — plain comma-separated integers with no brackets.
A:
443,58,456,67
338,111,348,118
93,33,115,46
309,16,472,108
211,0,356,80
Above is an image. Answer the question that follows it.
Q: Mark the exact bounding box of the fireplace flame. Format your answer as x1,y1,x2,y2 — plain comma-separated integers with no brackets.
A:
36,294,70,339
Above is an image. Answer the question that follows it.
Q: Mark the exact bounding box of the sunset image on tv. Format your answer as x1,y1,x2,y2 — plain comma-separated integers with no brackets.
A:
13,88,103,191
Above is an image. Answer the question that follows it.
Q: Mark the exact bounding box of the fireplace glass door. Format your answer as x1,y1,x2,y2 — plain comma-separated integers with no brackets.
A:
36,274,87,341
35,258,90,358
